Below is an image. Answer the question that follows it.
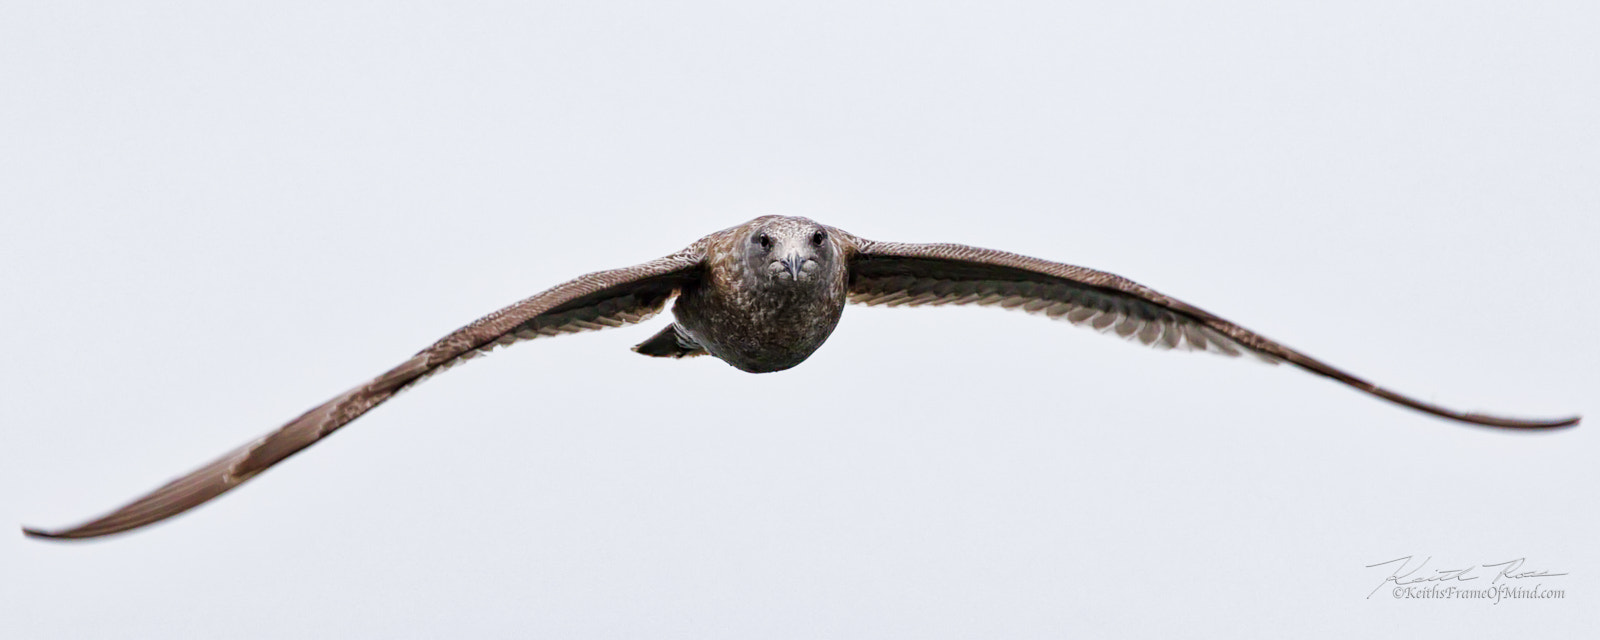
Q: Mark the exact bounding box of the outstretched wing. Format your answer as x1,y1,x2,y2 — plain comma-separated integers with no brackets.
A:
843,237,1578,430
24,245,706,540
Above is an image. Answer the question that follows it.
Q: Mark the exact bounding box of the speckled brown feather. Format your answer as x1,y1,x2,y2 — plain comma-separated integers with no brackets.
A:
23,242,711,539
670,216,850,372
841,235,1579,430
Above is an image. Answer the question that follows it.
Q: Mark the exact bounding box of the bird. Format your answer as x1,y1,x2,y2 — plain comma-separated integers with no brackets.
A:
22,215,1579,540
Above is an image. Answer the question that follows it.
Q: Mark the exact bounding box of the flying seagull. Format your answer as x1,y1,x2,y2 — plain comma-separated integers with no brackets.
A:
24,215,1578,540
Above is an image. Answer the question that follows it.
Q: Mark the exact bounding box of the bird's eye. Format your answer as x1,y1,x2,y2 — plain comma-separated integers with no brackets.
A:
757,233,772,249
811,231,825,246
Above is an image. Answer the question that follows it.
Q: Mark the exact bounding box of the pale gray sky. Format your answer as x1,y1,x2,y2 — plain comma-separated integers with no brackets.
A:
2,2,1596,637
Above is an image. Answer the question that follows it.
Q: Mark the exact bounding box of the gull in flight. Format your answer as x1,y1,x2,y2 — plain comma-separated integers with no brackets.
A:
24,215,1579,540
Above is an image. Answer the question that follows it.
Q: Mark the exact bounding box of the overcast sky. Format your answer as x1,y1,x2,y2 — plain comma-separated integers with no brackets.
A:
2,2,1596,637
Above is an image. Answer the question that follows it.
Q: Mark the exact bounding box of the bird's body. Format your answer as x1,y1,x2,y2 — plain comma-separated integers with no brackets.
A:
23,215,1580,540
670,216,849,372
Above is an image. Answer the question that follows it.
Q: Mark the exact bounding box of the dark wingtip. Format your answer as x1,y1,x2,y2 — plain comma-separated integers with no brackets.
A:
22,523,121,541
22,522,117,541
1467,413,1582,430
22,525,68,540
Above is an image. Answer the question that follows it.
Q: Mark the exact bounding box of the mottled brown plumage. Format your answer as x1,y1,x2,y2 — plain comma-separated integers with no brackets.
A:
23,215,1579,540
669,216,849,372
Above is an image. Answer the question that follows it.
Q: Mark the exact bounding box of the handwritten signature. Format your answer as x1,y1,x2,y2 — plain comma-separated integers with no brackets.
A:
1366,556,1568,599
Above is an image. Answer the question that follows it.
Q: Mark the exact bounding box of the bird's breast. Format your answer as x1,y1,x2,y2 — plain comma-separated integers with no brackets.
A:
672,274,847,373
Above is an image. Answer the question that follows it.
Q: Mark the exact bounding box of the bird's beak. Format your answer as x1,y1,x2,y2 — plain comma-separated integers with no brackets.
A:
781,253,804,280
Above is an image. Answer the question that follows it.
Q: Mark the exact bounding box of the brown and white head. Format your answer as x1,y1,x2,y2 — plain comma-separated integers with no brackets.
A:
737,215,843,289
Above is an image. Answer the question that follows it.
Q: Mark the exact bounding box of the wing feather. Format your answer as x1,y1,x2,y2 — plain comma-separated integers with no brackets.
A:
24,246,706,540
844,237,1577,430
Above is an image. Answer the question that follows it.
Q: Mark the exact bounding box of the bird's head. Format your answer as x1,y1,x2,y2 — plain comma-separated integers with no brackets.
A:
740,216,840,289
